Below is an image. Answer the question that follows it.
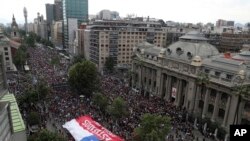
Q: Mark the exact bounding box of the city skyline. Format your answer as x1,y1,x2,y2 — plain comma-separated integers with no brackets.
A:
1,0,250,25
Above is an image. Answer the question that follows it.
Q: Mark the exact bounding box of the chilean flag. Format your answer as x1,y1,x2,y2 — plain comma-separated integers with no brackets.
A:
63,115,124,141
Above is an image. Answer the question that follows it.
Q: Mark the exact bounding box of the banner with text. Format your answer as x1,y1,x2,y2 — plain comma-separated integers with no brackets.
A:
63,115,124,141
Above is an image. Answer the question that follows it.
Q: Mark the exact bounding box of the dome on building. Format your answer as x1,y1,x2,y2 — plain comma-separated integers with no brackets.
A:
166,31,219,61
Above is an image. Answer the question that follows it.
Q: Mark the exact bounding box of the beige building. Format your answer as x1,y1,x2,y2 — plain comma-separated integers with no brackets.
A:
132,31,250,140
87,20,167,72
51,20,63,48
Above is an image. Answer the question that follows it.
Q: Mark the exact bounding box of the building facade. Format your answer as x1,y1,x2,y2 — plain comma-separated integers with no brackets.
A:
51,21,63,48
97,10,120,20
62,0,88,48
46,4,55,25
0,27,15,71
131,31,250,139
0,45,26,141
87,20,167,72
33,13,47,39
219,33,250,53
54,0,63,21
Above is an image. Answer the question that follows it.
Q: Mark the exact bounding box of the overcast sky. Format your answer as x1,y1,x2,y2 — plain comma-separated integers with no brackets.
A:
1,0,250,25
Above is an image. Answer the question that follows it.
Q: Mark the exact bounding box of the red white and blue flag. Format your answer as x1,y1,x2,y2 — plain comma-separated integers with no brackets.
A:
63,115,124,141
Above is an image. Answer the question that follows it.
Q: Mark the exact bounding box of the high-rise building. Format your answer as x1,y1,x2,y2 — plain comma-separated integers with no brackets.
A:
62,0,88,49
45,4,55,25
54,0,63,21
97,10,120,20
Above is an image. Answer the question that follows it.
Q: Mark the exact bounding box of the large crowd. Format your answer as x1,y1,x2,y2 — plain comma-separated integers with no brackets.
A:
7,45,215,141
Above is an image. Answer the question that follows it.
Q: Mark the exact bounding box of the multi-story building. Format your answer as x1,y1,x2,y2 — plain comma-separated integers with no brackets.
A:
34,13,47,39
0,28,15,71
72,24,86,56
27,23,35,33
86,20,167,72
54,0,63,21
51,20,63,48
63,0,88,48
131,31,250,140
219,33,250,52
45,4,55,25
46,4,55,40
0,45,26,141
97,10,120,20
67,18,78,55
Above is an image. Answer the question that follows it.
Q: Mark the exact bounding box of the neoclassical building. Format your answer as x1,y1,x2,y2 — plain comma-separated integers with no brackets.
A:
131,31,250,134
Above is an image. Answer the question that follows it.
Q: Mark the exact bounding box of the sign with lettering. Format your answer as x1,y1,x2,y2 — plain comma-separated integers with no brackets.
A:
63,115,123,141
230,125,250,140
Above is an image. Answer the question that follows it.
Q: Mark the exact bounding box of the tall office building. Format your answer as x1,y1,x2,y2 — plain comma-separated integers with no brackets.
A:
45,4,55,25
63,0,88,49
54,0,63,21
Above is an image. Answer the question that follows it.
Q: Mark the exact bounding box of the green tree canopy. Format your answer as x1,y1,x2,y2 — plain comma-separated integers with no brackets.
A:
107,97,128,119
104,57,115,73
68,60,99,97
196,72,209,86
28,111,40,126
28,129,66,141
71,54,85,65
13,47,27,69
93,93,109,112
134,113,171,141
50,56,60,66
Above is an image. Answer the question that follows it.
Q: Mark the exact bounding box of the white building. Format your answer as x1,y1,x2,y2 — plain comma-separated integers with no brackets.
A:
97,10,120,20
68,18,78,56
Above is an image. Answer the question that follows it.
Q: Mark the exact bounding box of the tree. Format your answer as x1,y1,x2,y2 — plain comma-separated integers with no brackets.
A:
37,83,50,100
28,111,40,126
25,33,36,47
93,93,109,112
13,47,27,69
71,54,85,65
68,60,99,96
28,129,66,141
104,57,115,73
50,56,60,66
134,113,171,141
107,97,128,120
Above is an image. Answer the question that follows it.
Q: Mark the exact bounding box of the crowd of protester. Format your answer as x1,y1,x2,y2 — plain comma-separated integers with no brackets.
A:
7,45,216,141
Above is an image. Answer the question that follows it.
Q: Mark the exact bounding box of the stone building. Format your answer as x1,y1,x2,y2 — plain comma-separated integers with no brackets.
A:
131,31,250,138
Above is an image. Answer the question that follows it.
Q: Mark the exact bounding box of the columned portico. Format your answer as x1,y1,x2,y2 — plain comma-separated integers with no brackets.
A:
175,79,183,107
202,88,211,118
222,96,231,127
194,85,201,113
211,91,221,122
165,75,172,101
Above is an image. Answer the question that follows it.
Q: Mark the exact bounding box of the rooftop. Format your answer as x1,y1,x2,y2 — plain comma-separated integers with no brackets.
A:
0,93,26,133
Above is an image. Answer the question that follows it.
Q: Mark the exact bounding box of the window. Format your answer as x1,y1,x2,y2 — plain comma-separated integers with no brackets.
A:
5,52,8,56
4,47,8,51
215,71,221,77
5,57,9,61
226,74,233,80
204,69,210,73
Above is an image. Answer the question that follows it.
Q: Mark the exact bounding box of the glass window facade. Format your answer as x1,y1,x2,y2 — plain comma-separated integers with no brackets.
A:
63,0,88,48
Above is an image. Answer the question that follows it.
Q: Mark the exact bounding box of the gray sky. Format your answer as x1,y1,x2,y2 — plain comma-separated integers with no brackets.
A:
1,0,250,25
